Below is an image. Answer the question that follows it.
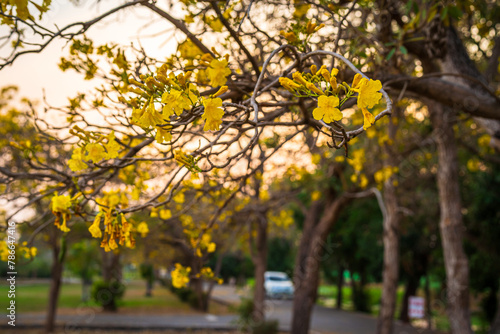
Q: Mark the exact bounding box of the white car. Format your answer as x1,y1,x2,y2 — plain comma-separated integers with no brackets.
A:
264,271,294,299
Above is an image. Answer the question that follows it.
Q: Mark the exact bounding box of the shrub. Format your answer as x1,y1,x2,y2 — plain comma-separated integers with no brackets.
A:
91,280,125,311
236,298,278,334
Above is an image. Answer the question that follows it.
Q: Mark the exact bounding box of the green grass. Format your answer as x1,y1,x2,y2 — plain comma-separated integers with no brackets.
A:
317,284,405,316
0,279,196,314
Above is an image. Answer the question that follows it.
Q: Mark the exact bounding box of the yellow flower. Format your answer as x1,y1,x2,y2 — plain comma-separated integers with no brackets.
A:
207,59,231,87
137,221,149,237
105,131,120,159
160,209,172,220
352,74,383,109
139,99,166,129
207,242,216,253
161,89,192,117
58,213,71,233
202,98,224,131
279,77,301,92
311,191,321,201
312,95,342,123
51,193,72,213
171,263,191,289
292,72,308,86
89,213,103,238
68,147,87,172
85,143,106,163
362,107,375,130
173,192,185,204
155,125,172,144
213,85,228,97
306,82,324,95
108,237,118,250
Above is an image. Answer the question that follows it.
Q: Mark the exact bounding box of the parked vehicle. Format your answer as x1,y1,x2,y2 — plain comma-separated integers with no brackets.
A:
264,271,294,299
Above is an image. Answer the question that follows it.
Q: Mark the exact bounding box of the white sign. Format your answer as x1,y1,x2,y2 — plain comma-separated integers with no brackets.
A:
408,296,425,319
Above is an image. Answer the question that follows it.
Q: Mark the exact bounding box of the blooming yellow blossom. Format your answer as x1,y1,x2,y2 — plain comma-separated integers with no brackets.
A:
202,98,224,131
161,89,192,117
207,59,231,87
160,209,172,220
51,193,71,213
137,221,149,237
105,131,120,159
89,213,103,238
139,99,166,129
171,263,191,289
85,143,106,163
51,193,72,232
155,126,172,144
68,147,87,172
361,107,375,130
352,74,383,109
312,95,342,123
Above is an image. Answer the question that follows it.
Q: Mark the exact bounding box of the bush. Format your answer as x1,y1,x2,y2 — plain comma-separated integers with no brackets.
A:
252,320,279,334
236,298,278,334
91,280,125,311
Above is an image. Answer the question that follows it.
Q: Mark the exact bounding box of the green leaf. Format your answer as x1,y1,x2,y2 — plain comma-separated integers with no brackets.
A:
386,48,396,61
399,45,408,55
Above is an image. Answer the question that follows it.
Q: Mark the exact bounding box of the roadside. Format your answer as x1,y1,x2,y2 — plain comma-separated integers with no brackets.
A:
1,283,439,334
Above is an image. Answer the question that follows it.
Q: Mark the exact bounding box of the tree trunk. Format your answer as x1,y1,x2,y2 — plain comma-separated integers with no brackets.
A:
336,266,344,309
100,249,122,312
399,275,420,323
377,108,401,334
490,288,500,334
45,232,66,333
252,213,268,325
82,277,92,302
430,103,473,334
145,278,153,297
205,250,226,311
291,196,350,334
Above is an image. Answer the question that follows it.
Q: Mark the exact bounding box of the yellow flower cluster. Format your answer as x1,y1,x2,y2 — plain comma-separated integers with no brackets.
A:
67,129,122,172
127,57,229,140
0,240,37,262
51,193,73,232
89,190,142,251
171,263,191,289
280,65,383,130
268,209,295,229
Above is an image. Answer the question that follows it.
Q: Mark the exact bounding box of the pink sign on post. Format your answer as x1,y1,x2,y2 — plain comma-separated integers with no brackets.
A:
408,296,425,319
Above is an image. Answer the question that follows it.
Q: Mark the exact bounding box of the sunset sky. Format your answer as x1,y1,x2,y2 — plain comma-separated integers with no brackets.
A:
0,1,179,106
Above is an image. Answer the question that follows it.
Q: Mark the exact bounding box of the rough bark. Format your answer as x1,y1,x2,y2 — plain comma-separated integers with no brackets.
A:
430,103,473,334
376,179,399,334
490,289,500,334
249,150,268,325
252,214,268,324
45,229,66,333
377,108,401,334
291,196,350,334
336,266,344,309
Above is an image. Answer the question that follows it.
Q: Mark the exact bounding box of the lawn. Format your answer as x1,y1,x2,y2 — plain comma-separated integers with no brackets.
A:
0,279,227,315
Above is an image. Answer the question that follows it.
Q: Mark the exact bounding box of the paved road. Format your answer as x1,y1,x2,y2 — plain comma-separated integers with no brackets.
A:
1,285,438,334
212,285,437,334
